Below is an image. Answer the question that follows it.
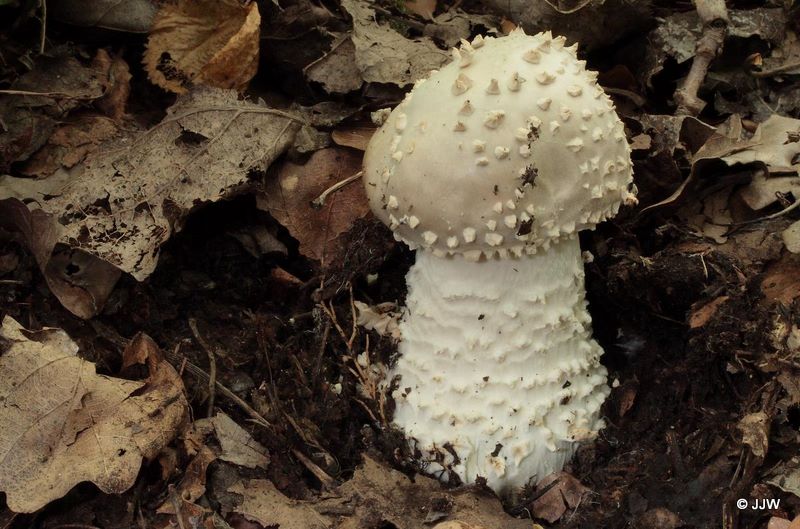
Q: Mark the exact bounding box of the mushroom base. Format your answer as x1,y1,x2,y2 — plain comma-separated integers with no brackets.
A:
392,237,610,494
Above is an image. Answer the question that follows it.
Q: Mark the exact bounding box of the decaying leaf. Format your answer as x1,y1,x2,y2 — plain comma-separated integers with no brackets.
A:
759,30,800,77
642,8,787,86
0,48,124,171
229,455,531,529
144,0,260,94
405,0,436,20
305,35,364,94
689,296,729,329
0,318,188,513
761,253,800,305
783,220,800,253
481,0,652,52
157,446,217,514
211,412,270,469
342,0,449,86
50,0,158,33
0,88,301,317
258,147,369,263
355,300,401,340
738,412,770,459
530,472,591,523
331,124,375,151
231,479,330,529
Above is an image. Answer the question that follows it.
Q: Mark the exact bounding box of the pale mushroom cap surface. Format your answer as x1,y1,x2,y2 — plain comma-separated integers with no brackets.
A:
363,30,635,257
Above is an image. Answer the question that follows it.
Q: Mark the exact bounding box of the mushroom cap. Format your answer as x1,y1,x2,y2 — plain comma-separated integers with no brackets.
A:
363,30,635,259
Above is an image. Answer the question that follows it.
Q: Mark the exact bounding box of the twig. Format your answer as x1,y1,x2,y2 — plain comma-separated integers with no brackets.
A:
168,485,187,529
0,89,87,98
189,318,217,417
674,0,729,116
751,59,800,78
312,171,363,208
291,448,336,488
39,0,47,54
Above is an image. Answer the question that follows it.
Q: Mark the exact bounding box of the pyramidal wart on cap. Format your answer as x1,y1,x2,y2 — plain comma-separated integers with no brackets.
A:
363,27,637,495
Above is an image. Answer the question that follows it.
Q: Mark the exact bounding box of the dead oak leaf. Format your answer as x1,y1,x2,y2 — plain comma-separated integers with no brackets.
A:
230,479,330,529
157,446,217,514
144,0,260,94
259,147,369,263
0,317,188,513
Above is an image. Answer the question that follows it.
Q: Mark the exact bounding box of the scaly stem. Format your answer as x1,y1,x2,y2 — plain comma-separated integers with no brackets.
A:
391,237,609,494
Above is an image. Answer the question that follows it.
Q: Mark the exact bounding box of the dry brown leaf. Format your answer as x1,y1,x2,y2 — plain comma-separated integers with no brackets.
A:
689,296,730,328
405,0,436,20
761,253,800,305
342,0,449,86
258,147,369,263
0,318,188,513
0,88,301,317
331,125,376,151
211,412,270,469
231,479,330,529
157,446,217,514
229,455,530,529
93,49,132,120
738,412,770,459
144,0,260,94
531,472,591,523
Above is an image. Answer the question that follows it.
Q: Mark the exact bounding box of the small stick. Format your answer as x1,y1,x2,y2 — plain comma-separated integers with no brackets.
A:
312,171,362,208
189,318,217,417
675,0,729,116
39,0,47,54
291,448,336,488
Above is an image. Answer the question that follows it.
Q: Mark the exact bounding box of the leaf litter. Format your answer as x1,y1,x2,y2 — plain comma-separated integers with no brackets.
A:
4,1,800,528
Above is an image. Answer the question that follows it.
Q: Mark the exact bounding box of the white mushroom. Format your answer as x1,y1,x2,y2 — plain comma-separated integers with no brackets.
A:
362,29,635,495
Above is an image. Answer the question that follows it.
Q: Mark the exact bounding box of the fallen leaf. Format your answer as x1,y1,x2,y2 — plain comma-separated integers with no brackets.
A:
231,479,330,529
211,412,270,469
530,472,591,523
759,31,800,77
642,8,786,86
144,0,260,94
689,296,730,328
157,446,217,514
258,147,369,263
0,317,188,513
50,0,157,32
0,88,301,316
767,457,800,498
738,412,770,459
761,253,800,305
405,0,436,20
305,35,364,94
229,455,531,529
342,0,449,86
331,124,376,151
355,300,401,340
783,220,800,253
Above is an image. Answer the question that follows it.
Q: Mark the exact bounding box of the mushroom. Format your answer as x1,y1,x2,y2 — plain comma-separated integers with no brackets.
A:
362,29,636,494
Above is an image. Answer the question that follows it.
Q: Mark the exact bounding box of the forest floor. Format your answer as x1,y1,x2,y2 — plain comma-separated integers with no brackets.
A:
1,1,800,528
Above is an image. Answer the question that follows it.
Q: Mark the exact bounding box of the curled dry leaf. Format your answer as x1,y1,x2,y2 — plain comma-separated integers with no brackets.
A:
342,0,449,86
331,124,376,151
305,35,364,94
0,318,188,513
258,147,369,263
157,446,217,514
738,411,770,459
0,88,301,317
405,0,436,20
144,0,260,94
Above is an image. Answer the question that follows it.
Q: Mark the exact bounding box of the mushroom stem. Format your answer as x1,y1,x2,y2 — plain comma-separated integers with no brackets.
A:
392,237,609,493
